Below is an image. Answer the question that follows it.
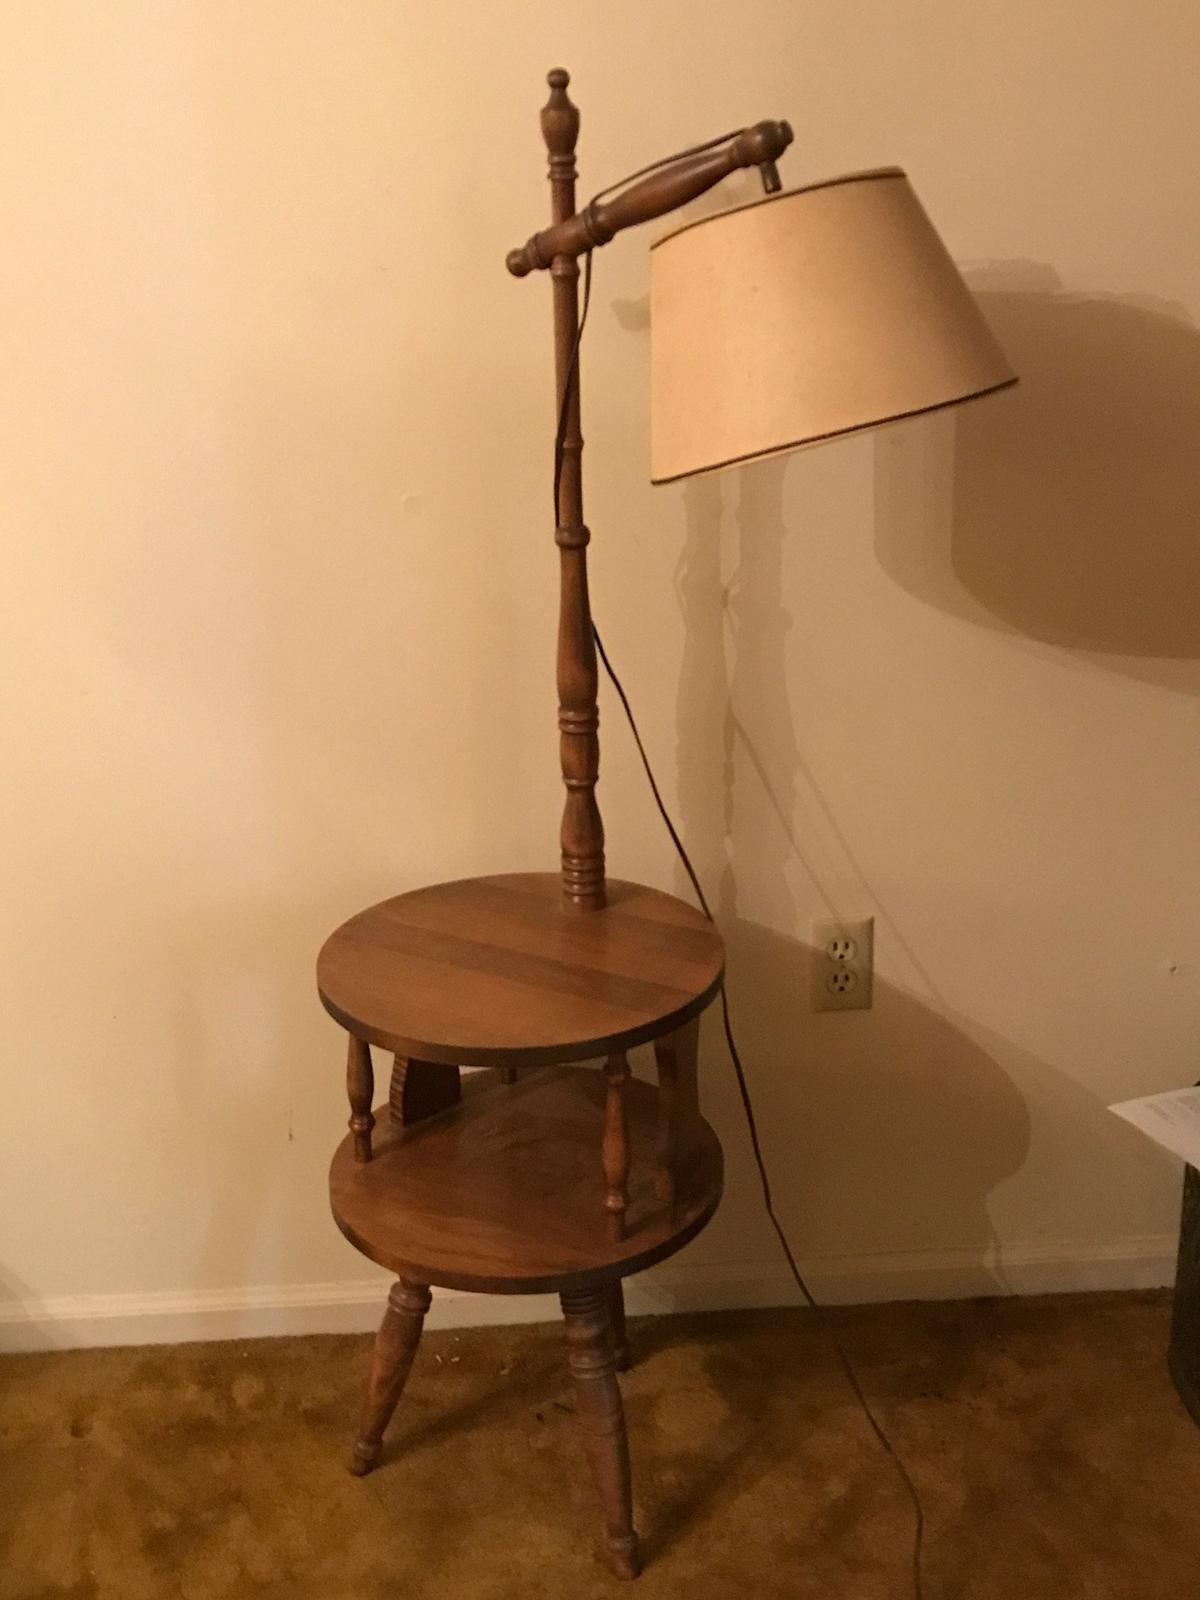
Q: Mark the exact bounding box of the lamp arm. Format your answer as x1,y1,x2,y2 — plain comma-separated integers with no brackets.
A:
505,118,793,277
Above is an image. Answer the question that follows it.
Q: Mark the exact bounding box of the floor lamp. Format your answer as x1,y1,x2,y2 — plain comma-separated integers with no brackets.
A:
316,68,1015,1576
506,69,1015,910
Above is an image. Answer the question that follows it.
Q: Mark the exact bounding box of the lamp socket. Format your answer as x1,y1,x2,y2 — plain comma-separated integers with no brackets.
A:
812,917,874,1012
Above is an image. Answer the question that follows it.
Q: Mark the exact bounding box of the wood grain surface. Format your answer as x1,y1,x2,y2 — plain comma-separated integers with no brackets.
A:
317,873,724,1068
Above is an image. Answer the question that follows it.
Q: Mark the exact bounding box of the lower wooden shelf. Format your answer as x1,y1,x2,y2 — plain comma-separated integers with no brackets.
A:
329,1065,723,1295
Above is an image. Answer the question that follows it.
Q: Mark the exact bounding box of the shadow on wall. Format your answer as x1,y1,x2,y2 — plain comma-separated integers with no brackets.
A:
875,260,1200,695
0,1266,57,1354
715,924,1033,1288
672,458,1036,1285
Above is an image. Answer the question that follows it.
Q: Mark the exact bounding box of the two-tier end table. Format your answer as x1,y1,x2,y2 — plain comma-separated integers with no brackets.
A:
317,871,725,1576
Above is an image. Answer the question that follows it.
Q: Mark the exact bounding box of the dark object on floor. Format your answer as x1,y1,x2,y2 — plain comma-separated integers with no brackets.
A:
2,1292,1197,1600
1170,1160,1200,1422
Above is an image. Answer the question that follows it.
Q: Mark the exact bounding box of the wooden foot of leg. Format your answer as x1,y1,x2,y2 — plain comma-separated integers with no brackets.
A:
606,1280,631,1372
560,1286,640,1579
349,1278,431,1476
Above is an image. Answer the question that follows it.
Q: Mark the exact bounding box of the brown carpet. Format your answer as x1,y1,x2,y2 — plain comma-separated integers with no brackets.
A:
0,1290,1194,1599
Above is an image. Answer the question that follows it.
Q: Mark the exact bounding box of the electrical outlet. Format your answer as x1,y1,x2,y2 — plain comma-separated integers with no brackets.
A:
812,917,873,1012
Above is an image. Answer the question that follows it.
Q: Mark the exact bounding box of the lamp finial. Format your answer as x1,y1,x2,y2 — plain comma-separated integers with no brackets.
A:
541,67,579,175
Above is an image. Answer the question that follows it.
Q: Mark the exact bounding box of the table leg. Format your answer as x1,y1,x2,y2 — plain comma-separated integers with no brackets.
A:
349,1278,431,1476
560,1285,639,1578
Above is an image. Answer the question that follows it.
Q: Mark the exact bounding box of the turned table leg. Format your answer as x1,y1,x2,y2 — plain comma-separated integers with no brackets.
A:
606,1280,630,1372
560,1286,639,1578
349,1278,431,1476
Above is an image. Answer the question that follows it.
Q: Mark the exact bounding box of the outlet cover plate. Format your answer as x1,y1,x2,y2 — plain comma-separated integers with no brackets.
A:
812,917,874,1012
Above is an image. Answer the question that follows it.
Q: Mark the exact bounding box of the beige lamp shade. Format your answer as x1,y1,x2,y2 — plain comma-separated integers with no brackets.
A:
649,168,1015,483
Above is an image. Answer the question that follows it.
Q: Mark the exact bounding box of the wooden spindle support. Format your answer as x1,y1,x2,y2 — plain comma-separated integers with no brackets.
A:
602,1049,631,1237
652,1015,702,1209
346,1035,375,1163
653,1034,678,1205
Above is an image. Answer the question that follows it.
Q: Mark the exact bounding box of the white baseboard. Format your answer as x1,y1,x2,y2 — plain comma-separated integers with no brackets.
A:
0,1236,1176,1353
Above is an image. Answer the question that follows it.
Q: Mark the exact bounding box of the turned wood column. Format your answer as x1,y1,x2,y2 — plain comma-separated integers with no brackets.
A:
602,1050,631,1239
346,1036,375,1163
543,69,605,910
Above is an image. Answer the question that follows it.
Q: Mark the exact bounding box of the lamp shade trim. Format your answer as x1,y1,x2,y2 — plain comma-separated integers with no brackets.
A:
648,371,1016,485
649,165,907,252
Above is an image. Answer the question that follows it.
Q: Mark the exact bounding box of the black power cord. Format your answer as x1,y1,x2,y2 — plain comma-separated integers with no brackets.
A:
548,149,929,1600
593,624,927,1600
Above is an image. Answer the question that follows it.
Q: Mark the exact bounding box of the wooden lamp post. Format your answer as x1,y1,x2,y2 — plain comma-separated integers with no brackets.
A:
315,68,1015,1577
507,70,795,910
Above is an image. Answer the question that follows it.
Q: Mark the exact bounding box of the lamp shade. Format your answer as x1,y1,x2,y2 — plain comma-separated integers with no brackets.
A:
649,168,1015,483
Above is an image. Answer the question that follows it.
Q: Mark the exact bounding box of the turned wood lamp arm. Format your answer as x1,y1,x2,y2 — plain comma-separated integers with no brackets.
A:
506,117,794,277
509,69,792,913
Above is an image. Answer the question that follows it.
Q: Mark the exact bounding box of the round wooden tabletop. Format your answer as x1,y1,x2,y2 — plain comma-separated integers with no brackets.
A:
317,873,725,1068
330,1066,724,1294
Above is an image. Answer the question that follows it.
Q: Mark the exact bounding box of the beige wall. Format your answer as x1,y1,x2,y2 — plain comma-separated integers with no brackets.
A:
3,2,1198,1346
